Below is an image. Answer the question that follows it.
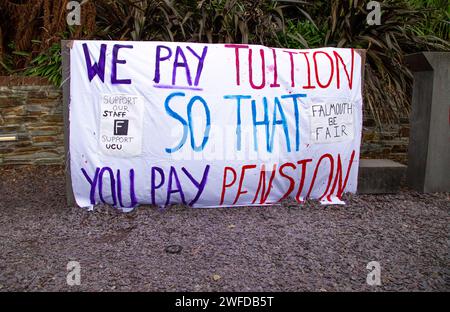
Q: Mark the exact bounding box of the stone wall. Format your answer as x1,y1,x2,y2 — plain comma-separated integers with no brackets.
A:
361,113,410,164
0,78,64,165
0,77,409,165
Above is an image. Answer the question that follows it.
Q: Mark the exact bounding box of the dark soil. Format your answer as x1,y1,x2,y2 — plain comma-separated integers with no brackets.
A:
0,166,448,291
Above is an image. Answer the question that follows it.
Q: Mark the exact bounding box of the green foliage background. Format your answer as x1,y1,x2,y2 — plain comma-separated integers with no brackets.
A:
0,0,448,125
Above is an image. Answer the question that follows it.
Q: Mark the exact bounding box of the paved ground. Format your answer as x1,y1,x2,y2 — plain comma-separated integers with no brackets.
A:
0,165,448,291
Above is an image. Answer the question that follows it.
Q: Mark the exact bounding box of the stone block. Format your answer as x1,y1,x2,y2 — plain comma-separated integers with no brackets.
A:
358,159,407,194
406,52,450,192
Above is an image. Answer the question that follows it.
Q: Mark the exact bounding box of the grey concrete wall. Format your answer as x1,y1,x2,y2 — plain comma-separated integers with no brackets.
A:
406,52,450,192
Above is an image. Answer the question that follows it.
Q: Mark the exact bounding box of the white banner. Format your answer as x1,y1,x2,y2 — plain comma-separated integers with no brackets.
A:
69,40,363,210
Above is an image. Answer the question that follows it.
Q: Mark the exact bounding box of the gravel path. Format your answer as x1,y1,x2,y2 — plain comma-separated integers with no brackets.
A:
0,165,448,291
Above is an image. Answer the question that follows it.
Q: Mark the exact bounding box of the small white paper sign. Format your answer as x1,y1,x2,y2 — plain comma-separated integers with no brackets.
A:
309,102,354,144
99,94,144,157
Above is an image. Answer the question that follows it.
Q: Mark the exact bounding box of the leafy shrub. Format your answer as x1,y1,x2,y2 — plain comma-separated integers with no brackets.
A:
23,42,62,86
94,0,284,45
279,0,450,125
0,0,448,126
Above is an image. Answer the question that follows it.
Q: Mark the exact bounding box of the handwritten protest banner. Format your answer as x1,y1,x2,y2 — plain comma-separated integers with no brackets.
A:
69,40,363,210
